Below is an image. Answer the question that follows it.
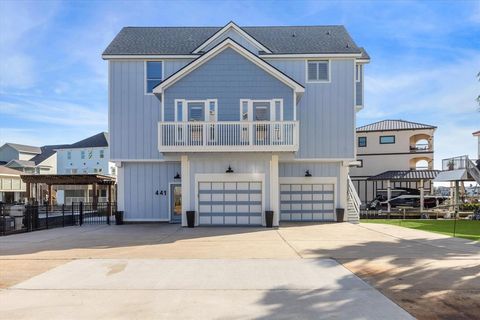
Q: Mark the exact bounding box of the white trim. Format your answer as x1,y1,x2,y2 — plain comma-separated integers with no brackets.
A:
154,39,304,94
239,99,284,121
144,60,164,95
305,59,331,83
194,173,266,226
270,155,279,226
284,158,354,162
103,55,198,60
261,53,362,59
181,155,190,227
110,159,175,162
192,22,272,54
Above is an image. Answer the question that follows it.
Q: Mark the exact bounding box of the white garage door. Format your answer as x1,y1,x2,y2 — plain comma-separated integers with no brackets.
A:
198,181,262,225
280,183,335,221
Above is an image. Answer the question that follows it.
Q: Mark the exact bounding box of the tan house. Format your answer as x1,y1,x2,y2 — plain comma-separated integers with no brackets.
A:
350,120,437,205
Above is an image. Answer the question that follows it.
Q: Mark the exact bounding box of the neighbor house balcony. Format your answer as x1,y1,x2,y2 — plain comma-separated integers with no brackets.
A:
158,121,299,152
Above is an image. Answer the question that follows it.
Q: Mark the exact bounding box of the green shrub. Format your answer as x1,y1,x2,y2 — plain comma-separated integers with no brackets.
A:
460,203,480,211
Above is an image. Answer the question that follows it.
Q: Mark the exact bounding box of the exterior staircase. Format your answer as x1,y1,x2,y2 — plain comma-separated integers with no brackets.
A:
347,175,361,223
466,158,480,184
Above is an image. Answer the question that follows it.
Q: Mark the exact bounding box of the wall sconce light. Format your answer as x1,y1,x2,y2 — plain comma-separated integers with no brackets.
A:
305,170,312,177
174,172,181,179
155,190,159,195
226,165,234,173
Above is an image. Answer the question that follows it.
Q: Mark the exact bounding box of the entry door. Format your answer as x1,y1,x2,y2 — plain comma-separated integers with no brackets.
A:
170,184,182,223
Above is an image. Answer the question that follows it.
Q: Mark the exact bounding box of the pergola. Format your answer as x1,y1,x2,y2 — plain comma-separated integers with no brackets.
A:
21,174,116,205
368,170,440,212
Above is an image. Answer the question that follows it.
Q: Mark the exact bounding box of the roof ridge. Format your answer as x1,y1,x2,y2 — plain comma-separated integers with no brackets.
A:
122,25,346,29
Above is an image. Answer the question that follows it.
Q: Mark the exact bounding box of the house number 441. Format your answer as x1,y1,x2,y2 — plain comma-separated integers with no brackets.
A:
157,190,167,196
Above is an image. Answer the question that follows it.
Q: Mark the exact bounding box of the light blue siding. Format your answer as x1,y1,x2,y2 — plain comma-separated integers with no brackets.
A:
164,48,294,122
122,161,180,220
279,162,340,177
267,59,356,159
188,154,271,211
109,59,192,160
202,29,261,53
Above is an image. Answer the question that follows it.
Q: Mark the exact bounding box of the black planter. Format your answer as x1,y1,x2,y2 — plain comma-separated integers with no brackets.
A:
186,211,195,228
336,208,345,222
115,211,124,225
265,210,274,228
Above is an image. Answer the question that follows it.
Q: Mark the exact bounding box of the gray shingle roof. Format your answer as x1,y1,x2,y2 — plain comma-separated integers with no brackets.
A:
103,25,365,56
30,144,70,165
357,120,437,132
4,143,41,154
368,170,440,181
56,132,109,150
6,159,36,168
0,165,22,176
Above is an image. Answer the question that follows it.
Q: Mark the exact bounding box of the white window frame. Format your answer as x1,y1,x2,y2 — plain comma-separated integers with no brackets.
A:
144,60,164,95
173,99,218,143
355,64,362,82
238,99,284,122
80,150,85,160
99,149,105,159
305,60,331,83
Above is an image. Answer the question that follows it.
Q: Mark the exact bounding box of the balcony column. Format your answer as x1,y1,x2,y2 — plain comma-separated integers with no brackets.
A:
181,155,190,227
269,155,279,227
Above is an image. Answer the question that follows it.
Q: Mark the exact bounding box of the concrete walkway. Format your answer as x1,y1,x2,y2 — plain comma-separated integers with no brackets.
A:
1,222,478,319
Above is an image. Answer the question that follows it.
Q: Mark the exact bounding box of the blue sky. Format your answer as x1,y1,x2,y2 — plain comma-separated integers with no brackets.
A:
0,0,479,168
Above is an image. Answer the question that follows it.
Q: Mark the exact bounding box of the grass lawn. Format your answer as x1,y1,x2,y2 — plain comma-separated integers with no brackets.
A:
362,219,480,241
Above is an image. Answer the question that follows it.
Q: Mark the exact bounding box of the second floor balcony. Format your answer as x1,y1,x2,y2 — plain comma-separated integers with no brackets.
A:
158,121,299,152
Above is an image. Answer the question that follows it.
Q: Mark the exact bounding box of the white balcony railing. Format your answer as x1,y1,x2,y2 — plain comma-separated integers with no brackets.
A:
158,121,299,152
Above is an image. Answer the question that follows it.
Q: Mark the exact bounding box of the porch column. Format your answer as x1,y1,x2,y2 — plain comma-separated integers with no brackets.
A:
338,162,349,220
270,155,279,226
181,155,190,227
47,184,53,206
419,179,424,213
26,182,31,204
92,183,98,205
387,180,391,212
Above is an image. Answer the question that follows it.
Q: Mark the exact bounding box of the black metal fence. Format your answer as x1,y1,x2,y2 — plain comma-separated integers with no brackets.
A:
0,202,117,236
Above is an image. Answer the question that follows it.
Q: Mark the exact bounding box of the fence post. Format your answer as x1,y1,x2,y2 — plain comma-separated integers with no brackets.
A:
62,204,65,227
453,217,457,238
107,202,111,225
79,202,84,226
46,205,49,229
71,203,75,226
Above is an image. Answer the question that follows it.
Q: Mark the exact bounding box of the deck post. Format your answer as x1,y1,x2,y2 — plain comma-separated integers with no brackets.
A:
419,179,424,213
387,179,391,212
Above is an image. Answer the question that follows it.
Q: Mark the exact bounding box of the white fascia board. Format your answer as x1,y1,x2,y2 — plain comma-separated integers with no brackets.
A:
192,22,272,54
261,53,362,59
102,54,199,60
154,39,304,94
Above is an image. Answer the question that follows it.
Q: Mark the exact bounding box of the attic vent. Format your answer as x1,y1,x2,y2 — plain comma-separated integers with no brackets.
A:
292,32,296,37
326,31,330,35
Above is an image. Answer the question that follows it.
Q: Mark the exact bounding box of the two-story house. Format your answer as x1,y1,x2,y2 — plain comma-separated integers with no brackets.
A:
55,132,116,204
103,22,369,226
0,143,61,174
350,119,437,205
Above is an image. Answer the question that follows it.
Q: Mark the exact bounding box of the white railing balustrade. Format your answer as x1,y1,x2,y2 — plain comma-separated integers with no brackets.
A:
158,121,299,152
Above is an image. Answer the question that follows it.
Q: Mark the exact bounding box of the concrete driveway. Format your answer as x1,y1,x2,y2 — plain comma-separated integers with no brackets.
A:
1,223,479,319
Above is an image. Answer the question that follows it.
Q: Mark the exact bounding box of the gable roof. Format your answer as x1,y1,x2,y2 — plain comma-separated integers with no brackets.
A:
103,25,365,57
193,21,272,54
6,159,36,168
357,120,437,132
56,132,109,150
2,143,41,154
153,38,305,95
473,130,480,136
30,144,70,165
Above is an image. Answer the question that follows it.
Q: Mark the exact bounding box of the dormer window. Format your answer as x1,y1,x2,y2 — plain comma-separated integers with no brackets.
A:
145,61,163,94
307,60,329,82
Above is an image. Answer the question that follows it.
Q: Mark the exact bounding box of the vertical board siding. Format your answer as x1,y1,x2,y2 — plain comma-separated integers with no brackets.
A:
109,59,192,160
123,161,181,220
267,59,355,159
164,48,294,122
279,162,340,178
203,29,260,53
188,154,271,210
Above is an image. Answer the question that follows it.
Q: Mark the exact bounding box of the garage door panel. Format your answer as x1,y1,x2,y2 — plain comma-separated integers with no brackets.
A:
280,183,335,222
199,181,263,226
